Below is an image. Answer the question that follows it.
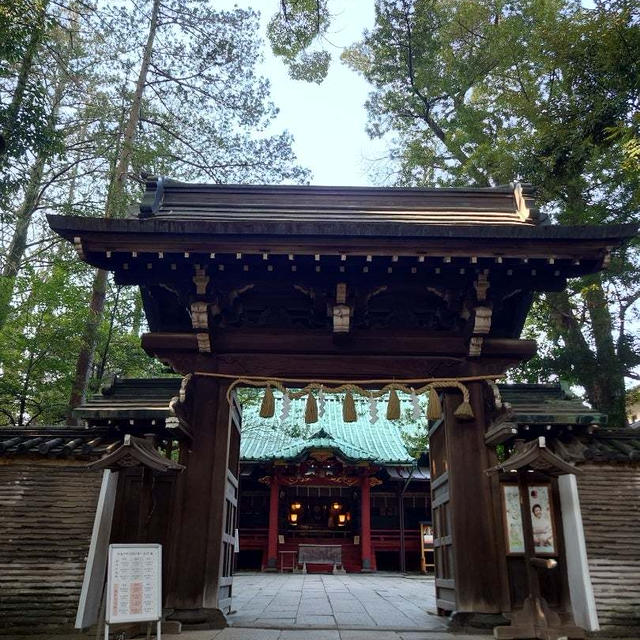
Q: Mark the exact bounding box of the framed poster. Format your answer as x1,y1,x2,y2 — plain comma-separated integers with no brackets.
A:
502,484,525,554
106,544,162,624
528,484,556,556
501,484,557,556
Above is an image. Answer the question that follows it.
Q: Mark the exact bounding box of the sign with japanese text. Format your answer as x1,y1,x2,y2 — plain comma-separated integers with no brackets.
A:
106,544,161,624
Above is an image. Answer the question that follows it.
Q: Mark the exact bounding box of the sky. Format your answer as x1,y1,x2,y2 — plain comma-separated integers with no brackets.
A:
218,2,387,186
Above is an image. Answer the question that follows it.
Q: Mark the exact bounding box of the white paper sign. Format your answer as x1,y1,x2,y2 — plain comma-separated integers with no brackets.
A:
106,544,161,623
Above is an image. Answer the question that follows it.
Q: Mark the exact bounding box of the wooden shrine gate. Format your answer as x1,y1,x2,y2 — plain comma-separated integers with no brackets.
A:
48,179,634,632
219,394,241,612
429,388,509,617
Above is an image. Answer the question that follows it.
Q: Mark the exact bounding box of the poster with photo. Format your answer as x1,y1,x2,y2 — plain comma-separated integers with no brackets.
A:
528,485,556,555
502,485,524,554
502,484,557,556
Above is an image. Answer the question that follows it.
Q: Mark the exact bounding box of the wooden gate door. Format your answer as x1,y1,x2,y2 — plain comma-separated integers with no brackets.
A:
429,412,457,614
218,393,241,612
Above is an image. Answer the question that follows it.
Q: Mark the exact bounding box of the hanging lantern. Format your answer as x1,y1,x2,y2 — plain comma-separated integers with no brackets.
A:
291,501,302,511
289,512,298,524
331,501,342,511
337,514,347,525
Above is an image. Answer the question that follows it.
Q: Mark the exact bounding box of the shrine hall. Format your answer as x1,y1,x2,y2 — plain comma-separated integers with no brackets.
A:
237,393,431,574
1,179,638,639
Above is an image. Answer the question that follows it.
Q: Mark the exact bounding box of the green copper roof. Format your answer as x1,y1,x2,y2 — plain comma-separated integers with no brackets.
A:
498,383,608,425
240,396,417,464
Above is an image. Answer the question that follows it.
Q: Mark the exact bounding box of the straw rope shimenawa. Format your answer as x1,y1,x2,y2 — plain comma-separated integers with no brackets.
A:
190,371,505,424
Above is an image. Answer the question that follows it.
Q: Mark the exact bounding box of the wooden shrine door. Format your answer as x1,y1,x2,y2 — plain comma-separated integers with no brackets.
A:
218,393,241,612
429,411,457,614
430,386,509,619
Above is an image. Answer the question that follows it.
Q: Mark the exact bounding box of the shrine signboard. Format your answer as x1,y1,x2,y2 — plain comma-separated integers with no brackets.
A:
106,544,162,637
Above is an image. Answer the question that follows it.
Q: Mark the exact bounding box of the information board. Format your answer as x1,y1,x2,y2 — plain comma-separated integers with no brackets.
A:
106,544,161,624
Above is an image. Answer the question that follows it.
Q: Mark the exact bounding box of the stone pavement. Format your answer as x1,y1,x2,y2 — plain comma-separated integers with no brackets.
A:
54,574,493,640
226,572,449,632
165,630,491,640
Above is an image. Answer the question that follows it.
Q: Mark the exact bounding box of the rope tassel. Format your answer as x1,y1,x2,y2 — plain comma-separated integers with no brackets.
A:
305,393,318,424
259,385,275,418
454,399,474,420
386,388,400,420
426,387,442,420
343,390,357,423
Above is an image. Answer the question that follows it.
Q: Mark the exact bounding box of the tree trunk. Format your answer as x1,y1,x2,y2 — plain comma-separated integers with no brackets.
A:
0,154,47,329
0,19,72,329
131,289,144,336
583,275,627,426
553,187,628,426
95,285,121,387
546,285,627,428
67,0,161,420
0,1,48,162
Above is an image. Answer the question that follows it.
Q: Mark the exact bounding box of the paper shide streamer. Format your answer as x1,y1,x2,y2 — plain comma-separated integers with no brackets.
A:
206,373,496,425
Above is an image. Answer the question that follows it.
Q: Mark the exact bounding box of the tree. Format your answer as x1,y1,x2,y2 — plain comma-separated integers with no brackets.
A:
0,246,167,426
337,0,639,426
0,10,78,330
1,0,309,425
267,0,332,83
64,0,308,416
0,0,57,200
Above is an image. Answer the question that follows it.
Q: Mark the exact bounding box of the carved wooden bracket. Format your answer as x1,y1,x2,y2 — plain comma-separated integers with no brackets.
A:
190,301,209,330
73,236,85,260
472,306,492,335
332,283,351,334
333,304,351,333
474,273,490,301
193,266,210,295
468,303,492,356
468,336,484,357
196,332,211,352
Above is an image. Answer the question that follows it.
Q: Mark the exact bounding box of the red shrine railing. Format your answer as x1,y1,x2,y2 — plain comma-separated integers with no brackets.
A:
237,527,421,572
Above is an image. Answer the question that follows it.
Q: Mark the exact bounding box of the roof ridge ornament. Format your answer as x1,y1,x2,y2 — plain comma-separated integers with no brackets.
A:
512,182,532,223
308,427,333,440
485,435,581,476
88,433,184,472
139,175,165,218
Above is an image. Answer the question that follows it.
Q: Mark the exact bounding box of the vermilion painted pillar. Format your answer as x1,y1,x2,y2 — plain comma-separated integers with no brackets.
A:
266,474,279,570
360,474,372,571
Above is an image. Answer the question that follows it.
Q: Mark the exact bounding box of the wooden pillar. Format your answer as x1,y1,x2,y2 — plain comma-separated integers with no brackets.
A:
136,466,153,542
360,474,372,572
266,473,279,570
441,381,509,619
165,376,232,627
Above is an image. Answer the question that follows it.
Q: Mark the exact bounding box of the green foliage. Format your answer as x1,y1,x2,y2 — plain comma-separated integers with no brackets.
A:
0,248,164,426
0,0,57,203
340,0,639,423
268,1,332,83
0,0,311,425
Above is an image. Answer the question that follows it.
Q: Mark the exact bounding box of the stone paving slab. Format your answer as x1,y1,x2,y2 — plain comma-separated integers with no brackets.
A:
228,572,441,632
161,630,492,640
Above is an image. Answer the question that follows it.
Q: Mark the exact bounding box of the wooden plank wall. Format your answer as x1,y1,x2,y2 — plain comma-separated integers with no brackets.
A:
0,461,103,636
577,463,640,636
